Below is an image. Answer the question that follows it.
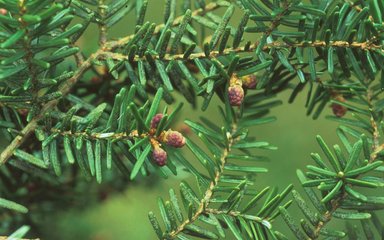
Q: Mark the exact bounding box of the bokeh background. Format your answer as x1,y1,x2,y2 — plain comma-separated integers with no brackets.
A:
16,0,360,239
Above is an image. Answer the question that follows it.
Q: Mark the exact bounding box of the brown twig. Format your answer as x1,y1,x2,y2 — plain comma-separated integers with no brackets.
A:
100,40,384,63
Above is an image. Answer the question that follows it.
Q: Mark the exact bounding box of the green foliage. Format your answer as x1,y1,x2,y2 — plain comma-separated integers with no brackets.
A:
0,0,383,239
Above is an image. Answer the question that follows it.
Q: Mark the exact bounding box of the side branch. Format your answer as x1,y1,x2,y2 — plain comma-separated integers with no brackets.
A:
312,90,382,239
205,208,268,225
0,51,100,165
101,40,384,62
167,126,237,239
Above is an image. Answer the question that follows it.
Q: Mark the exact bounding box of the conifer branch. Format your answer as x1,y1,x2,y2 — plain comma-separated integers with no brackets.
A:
48,127,172,146
311,89,383,239
312,195,344,238
0,1,228,165
101,39,384,63
0,51,100,165
205,208,269,225
0,0,383,238
167,124,238,239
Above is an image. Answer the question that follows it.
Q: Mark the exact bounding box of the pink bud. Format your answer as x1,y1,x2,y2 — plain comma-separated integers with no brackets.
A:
152,147,167,166
165,130,186,148
331,103,347,118
242,75,257,89
0,9,6,15
151,113,164,129
228,85,244,106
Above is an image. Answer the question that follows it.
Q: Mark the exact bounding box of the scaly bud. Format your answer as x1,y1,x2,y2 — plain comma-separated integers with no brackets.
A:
164,130,186,148
332,103,347,117
152,147,167,166
241,75,257,89
228,74,244,106
151,113,164,129
331,93,347,118
228,85,244,106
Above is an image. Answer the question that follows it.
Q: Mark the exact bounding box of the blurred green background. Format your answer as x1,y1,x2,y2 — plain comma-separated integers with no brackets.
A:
39,1,346,239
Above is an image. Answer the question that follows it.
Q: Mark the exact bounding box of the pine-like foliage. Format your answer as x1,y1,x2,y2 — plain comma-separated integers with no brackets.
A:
0,0,383,239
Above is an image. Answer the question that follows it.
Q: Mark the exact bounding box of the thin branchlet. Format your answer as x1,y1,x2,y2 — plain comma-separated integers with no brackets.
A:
167,124,238,238
311,89,382,239
0,50,100,165
100,40,384,63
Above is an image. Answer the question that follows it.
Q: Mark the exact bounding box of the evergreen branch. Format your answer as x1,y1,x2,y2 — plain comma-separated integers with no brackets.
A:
100,39,383,65
0,0,226,167
167,124,237,239
50,128,144,141
0,5,382,167
48,127,170,146
283,84,384,239
312,195,344,238
1,0,383,237
0,51,100,165
105,1,224,50
310,89,383,239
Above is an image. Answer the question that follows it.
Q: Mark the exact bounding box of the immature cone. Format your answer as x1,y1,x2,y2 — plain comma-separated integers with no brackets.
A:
228,85,244,106
164,130,186,148
151,113,164,129
228,74,244,106
331,93,347,118
0,9,7,15
241,75,257,89
332,103,347,117
152,146,167,166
